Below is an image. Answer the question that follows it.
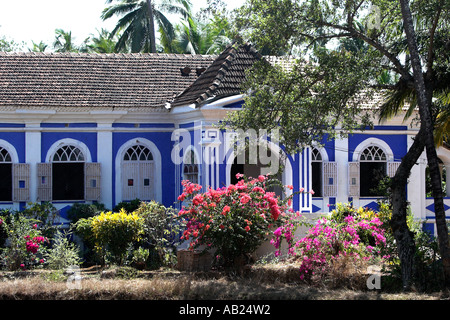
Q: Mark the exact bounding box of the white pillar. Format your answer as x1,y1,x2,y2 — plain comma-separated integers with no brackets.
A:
407,134,427,220
97,123,113,210
25,122,41,203
335,135,349,204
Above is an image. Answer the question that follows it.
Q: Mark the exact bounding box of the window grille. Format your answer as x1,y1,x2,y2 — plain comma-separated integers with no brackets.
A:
123,145,153,161
360,145,387,162
0,147,11,163
52,145,85,162
183,150,199,184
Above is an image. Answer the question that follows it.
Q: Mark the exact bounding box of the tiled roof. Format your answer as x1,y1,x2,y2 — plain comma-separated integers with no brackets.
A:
169,43,262,107
0,52,216,108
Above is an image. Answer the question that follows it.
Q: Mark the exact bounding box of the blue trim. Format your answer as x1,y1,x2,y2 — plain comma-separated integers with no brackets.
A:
328,197,336,212
41,123,97,128
362,125,408,131
223,101,243,108
179,122,195,129
112,123,137,128
140,123,175,128
112,123,174,128
0,123,25,128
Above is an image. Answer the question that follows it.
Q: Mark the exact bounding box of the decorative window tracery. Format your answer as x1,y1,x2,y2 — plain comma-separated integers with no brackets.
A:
123,145,153,161
52,145,85,162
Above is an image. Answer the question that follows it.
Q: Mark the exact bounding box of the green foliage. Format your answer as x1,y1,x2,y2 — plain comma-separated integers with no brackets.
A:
78,209,144,265
21,202,60,238
44,229,82,270
67,202,106,223
102,0,192,53
134,201,185,268
179,175,300,268
0,213,48,271
113,198,141,213
0,35,24,52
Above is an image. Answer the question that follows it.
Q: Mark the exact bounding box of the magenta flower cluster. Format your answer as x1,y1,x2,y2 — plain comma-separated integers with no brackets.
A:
272,209,388,280
24,235,47,254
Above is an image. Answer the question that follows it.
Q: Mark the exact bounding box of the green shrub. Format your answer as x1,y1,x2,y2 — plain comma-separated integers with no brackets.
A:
0,212,48,271
89,209,144,265
134,201,185,268
44,229,82,270
21,202,60,238
113,199,141,213
67,203,105,223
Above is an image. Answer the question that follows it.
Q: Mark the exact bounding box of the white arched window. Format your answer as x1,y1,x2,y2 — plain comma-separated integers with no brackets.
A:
183,149,199,184
52,145,86,201
0,146,12,201
349,139,399,198
122,144,154,201
359,145,387,197
311,148,323,197
37,140,100,202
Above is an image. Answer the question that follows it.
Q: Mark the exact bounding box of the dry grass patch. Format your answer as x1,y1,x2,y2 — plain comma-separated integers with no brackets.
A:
0,265,448,300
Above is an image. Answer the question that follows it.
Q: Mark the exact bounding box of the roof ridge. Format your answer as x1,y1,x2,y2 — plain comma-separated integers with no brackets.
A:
170,42,261,107
0,51,217,59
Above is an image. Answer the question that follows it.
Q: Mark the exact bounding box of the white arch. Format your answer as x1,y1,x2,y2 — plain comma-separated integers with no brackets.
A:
0,139,19,163
45,138,92,163
437,146,450,165
182,145,201,183
115,138,162,204
352,138,394,162
311,145,329,162
225,140,293,197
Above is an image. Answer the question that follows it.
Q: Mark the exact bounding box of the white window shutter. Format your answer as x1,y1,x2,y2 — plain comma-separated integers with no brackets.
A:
387,161,400,178
122,162,139,201
85,163,101,201
140,162,154,200
323,161,337,197
37,163,52,202
13,163,30,202
348,162,360,197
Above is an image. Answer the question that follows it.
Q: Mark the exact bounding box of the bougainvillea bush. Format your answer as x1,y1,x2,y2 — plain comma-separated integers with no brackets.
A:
0,212,48,271
178,174,303,268
272,203,389,281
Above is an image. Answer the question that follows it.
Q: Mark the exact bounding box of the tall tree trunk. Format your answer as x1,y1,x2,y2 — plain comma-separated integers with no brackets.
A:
146,0,157,53
390,127,426,290
399,0,450,287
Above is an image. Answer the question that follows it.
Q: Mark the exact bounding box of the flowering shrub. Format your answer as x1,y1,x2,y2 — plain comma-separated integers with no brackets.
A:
0,213,48,270
133,201,185,268
90,208,144,265
178,174,303,268
272,203,388,281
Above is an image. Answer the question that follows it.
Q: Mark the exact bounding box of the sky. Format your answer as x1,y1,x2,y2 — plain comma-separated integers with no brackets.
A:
0,0,244,50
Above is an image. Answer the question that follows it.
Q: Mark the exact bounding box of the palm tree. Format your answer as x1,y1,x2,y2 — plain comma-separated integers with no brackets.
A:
86,29,119,53
101,0,192,53
29,41,48,52
53,29,78,52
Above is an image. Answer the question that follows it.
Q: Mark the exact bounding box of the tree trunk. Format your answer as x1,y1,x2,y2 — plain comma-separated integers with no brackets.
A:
390,127,426,290
146,0,157,53
399,0,450,287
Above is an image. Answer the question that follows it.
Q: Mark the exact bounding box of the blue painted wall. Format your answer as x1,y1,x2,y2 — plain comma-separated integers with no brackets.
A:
0,131,26,163
41,132,97,162
348,132,407,162
112,131,175,207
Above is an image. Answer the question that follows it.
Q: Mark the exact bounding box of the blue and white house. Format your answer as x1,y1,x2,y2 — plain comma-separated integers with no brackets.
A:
0,44,448,235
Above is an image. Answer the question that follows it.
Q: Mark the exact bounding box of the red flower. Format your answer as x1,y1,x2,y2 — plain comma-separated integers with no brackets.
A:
222,205,231,215
245,226,251,232
192,194,204,206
